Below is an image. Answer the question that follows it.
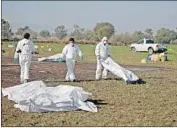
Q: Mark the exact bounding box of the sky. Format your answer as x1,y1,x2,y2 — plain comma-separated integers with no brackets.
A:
2,1,177,34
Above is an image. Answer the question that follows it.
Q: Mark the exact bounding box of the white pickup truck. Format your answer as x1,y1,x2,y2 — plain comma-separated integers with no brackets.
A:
130,39,167,54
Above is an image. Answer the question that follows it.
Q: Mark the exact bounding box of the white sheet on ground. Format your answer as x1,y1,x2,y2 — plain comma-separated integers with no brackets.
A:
102,57,139,82
38,53,65,62
2,81,97,112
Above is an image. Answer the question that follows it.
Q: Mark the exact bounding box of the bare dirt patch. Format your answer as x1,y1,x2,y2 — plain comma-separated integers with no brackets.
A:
1,55,164,87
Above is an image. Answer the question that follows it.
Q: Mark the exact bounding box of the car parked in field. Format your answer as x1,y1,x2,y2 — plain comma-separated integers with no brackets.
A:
130,39,167,54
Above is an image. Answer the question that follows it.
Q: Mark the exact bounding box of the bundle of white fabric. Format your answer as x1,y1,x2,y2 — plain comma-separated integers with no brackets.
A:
102,57,139,83
38,53,65,62
2,81,97,112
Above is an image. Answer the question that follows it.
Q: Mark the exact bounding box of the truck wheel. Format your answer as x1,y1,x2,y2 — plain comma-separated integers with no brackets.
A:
148,48,154,54
131,47,136,52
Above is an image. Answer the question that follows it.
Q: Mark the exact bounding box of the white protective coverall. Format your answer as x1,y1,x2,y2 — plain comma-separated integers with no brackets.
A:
95,37,110,80
14,39,35,83
62,42,83,81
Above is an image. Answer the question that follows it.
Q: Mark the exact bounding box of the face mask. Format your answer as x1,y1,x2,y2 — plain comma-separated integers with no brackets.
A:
70,41,74,47
103,40,108,44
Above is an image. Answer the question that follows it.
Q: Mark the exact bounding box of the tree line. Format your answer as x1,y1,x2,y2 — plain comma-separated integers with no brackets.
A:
6,20,177,45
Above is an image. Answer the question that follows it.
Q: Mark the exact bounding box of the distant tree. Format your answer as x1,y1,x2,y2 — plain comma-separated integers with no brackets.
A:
16,26,37,39
1,19,13,40
16,27,24,36
155,28,177,44
93,22,115,41
54,25,67,39
24,26,30,30
109,34,122,45
16,26,30,35
144,28,153,39
97,26,115,41
73,24,84,32
1,19,6,24
84,30,94,40
70,24,85,40
131,31,144,42
40,30,50,37
120,32,132,45
170,39,177,44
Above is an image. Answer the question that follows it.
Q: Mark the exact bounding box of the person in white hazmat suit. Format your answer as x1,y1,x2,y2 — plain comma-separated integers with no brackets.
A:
13,33,38,83
95,37,111,80
62,38,83,82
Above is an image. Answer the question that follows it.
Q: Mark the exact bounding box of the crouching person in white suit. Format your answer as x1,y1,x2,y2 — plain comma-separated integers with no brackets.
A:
95,37,111,80
62,38,83,82
13,33,38,83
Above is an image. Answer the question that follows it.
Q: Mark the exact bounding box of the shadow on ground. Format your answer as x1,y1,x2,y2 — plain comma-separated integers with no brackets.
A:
87,99,108,109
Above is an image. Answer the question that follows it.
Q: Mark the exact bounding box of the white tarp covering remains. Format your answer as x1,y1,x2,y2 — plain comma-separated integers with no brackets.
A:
102,57,139,82
38,53,65,62
2,81,97,113
8,44,14,48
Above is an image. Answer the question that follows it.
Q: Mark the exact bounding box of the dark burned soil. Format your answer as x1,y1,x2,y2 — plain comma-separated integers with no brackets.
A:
1,55,166,88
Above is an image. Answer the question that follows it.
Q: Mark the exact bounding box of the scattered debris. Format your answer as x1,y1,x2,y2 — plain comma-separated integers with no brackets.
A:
39,71,46,73
35,45,38,49
48,48,52,51
8,45,14,48
141,59,146,63
141,53,168,63
169,49,177,54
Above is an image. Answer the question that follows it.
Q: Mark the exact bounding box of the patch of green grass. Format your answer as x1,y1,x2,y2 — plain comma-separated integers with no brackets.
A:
2,42,177,68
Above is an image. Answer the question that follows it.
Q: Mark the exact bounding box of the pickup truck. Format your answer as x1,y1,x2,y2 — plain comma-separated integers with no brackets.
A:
130,39,167,54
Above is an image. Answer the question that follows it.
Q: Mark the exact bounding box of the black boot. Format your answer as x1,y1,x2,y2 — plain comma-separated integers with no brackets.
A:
126,80,131,85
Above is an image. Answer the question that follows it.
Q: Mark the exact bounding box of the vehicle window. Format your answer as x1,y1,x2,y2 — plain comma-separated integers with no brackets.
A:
138,40,144,44
146,40,154,44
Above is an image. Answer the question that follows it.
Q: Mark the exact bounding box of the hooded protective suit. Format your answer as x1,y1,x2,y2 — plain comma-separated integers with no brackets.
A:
62,42,83,81
14,38,35,83
95,37,110,80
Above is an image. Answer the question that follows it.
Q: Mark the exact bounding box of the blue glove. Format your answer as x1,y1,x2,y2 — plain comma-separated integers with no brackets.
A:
57,58,65,62
80,55,84,60
13,58,18,64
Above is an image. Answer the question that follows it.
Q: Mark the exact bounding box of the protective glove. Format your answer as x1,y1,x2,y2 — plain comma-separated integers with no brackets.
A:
34,51,39,54
80,55,84,60
13,58,18,64
97,56,104,63
108,55,112,60
32,51,39,54
97,56,101,60
58,58,65,63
